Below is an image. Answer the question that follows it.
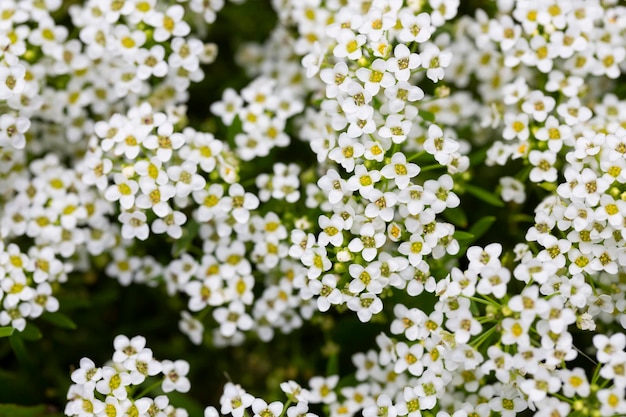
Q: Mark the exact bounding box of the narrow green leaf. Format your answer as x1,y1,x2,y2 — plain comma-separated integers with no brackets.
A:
464,184,505,207
167,391,206,417
468,146,489,167
40,311,77,330
225,115,242,147
326,351,339,376
419,109,436,122
468,216,497,241
9,334,30,365
453,231,474,241
173,219,200,257
20,323,42,341
0,327,14,338
0,404,48,417
336,374,358,390
442,207,468,228
538,182,557,192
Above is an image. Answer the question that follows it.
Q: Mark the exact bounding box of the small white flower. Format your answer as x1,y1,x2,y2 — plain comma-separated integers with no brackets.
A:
333,29,366,60
119,211,149,240
161,359,191,393
380,152,420,190
348,223,386,262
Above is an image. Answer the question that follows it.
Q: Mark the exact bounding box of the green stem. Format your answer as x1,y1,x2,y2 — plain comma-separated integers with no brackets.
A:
468,295,500,308
470,325,498,349
407,150,427,162
134,377,165,399
279,399,293,417
419,164,444,173
591,363,602,386
550,392,574,404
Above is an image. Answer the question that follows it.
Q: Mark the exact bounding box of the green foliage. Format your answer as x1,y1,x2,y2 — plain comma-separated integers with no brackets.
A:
0,404,64,417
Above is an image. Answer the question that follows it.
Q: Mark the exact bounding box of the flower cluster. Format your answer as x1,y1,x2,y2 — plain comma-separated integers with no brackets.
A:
0,154,114,330
0,0,623,415
65,335,191,417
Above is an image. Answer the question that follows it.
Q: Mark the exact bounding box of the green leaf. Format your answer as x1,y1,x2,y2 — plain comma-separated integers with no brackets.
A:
419,109,436,123
40,312,77,330
167,392,206,417
538,182,557,192
173,219,200,257
337,374,358,390
453,231,474,241
464,184,505,207
0,327,14,338
442,206,468,228
468,216,497,241
9,334,30,365
469,146,489,166
0,404,49,417
326,351,339,376
225,115,242,147
20,323,42,341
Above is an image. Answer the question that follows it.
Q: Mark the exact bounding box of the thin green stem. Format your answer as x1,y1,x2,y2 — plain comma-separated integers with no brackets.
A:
279,399,293,417
134,377,164,399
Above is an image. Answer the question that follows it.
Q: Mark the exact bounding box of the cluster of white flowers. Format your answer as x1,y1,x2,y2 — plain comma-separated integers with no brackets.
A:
0,0,237,335
66,335,191,417
0,0,221,157
0,153,114,330
0,0,624,415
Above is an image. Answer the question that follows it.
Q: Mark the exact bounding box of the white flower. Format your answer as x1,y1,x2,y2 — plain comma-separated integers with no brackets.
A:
422,174,459,213
521,90,555,122
398,234,432,266
499,176,525,204
348,263,384,294
502,112,529,141
0,63,26,100
328,133,365,172
119,210,149,240
320,62,351,98
379,114,412,144
318,214,345,247
420,43,452,82
112,335,146,364
135,182,176,217
348,223,386,262
161,359,191,393
152,210,187,238
220,383,255,417
308,375,338,404
346,165,381,198
363,394,397,417
105,174,139,210
364,189,397,222
167,161,206,198
213,301,254,338
302,274,342,312
149,5,190,42
380,152,420,190
211,88,244,125
386,44,420,82
355,59,395,95
219,184,260,224
179,311,204,345
397,10,433,43
143,123,186,162
0,114,30,149
466,243,502,273
333,29,366,60
95,366,132,399
252,399,283,417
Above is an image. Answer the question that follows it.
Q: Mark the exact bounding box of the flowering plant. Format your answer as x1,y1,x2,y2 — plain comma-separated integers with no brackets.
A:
3,0,626,416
